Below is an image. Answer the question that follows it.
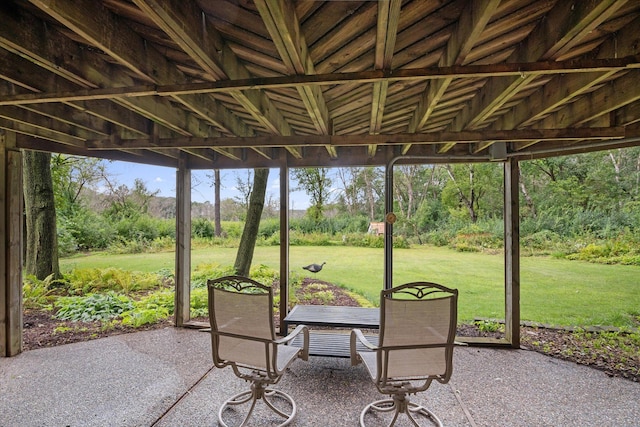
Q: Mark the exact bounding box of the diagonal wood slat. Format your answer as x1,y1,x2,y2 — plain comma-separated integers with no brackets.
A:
0,0,637,169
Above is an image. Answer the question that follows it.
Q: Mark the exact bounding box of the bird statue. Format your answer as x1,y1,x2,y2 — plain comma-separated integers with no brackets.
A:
302,262,326,273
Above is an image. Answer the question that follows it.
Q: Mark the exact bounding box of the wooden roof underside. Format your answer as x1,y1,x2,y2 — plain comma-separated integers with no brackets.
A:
2,0,640,169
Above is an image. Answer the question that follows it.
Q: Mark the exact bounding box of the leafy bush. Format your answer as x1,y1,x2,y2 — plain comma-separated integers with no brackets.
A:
120,289,173,327
258,218,280,238
59,208,115,252
23,275,58,310
191,263,236,288
192,218,215,238
190,288,208,318
64,268,163,294
55,292,134,322
422,229,453,247
289,230,335,246
221,221,243,238
342,233,384,248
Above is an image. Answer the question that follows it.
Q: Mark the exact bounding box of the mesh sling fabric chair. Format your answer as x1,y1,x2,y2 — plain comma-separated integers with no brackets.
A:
350,282,458,427
207,275,309,427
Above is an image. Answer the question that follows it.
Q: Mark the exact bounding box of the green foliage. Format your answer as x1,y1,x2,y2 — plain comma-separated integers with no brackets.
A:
190,288,209,318
192,218,215,238
291,168,331,222
565,233,640,265
342,233,384,248
248,263,280,285
64,267,163,294
258,218,280,238
23,275,59,310
120,289,173,327
474,319,504,333
289,230,334,246
107,216,175,253
55,292,134,322
451,224,502,252
190,263,236,288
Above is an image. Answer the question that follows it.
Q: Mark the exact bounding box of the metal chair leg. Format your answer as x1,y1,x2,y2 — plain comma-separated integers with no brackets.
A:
360,394,443,427
218,382,297,427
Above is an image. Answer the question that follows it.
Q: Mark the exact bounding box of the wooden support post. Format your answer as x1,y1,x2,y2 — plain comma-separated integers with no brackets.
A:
1,131,23,356
504,158,521,348
383,159,394,289
279,160,290,335
174,156,191,327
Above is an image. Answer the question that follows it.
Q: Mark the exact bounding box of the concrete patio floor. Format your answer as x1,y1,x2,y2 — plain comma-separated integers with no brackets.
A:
1,327,638,426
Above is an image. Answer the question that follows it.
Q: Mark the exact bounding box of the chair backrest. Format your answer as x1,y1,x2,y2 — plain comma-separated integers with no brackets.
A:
207,276,275,371
377,282,458,383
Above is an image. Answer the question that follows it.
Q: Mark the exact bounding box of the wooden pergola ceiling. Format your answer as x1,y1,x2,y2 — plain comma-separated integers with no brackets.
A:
2,0,640,170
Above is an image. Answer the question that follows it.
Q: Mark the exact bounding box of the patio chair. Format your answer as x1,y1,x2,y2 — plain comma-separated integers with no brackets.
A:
207,275,309,427
350,282,458,427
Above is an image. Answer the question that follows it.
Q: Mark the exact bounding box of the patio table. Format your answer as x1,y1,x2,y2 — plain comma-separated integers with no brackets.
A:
283,305,379,358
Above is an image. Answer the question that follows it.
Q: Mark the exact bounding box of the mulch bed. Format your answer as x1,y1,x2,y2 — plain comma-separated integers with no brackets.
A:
22,278,639,382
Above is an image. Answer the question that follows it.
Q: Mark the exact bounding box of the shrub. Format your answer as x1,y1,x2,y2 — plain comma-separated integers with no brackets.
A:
59,209,115,252
54,292,134,322
258,218,280,238
342,233,384,248
23,275,58,310
192,218,215,238
64,268,163,294
120,289,174,327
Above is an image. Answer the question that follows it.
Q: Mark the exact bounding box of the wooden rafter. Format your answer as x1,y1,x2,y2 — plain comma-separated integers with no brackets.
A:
369,0,401,157
450,0,628,137
405,0,499,155
254,0,329,157
0,0,635,168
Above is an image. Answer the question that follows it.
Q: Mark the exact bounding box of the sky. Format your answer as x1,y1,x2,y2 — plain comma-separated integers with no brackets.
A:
104,159,313,209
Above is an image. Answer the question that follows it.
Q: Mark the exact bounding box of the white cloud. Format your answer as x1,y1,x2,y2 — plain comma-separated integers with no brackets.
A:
154,177,164,183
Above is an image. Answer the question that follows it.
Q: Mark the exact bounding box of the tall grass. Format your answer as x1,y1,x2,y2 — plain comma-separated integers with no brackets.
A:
60,245,640,328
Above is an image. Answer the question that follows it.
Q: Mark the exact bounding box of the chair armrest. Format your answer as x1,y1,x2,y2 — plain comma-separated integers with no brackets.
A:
274,324,309,361
350,328,377,366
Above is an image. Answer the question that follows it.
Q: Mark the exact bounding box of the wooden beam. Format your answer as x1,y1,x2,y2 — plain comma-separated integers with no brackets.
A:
133,0,269,140
370,0,401,136
27,0,229,149
496,14,640,131
85,127,626,150
452,0,627,131
541,70,640,128
174,157,191,327
255,0,330,135
1,131,23,356
405,0,499,153
4,56,639,107
0,35,149,139
504,158,520,348
0,6,195,163
278,159,289,336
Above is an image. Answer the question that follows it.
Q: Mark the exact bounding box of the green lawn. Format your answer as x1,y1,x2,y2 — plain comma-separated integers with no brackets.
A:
61,245,640,328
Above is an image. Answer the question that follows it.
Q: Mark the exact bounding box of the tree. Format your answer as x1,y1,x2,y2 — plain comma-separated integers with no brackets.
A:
441,163,502,223
234,168,269,276
291,167,332,221
102,177,159,220
23,151,61,280
234,169,254,211
50,155,107,216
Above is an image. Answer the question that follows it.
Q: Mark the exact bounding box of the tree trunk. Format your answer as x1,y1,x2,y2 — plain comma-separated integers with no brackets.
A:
23,151,60,280
234,168,269,276
214,169,222,237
